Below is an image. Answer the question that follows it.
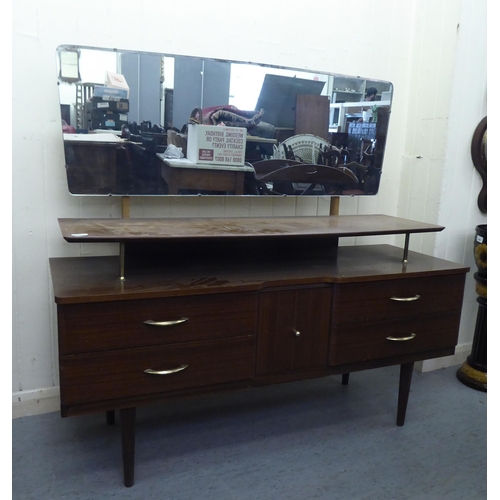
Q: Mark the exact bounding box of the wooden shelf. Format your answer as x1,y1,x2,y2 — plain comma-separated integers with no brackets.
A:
58,215,444,243
50,244,468,304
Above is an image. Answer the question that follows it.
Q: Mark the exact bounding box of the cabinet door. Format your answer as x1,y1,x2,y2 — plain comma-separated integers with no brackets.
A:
256,286,332,375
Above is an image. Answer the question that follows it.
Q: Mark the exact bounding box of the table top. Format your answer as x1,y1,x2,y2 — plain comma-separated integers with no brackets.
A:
245,136,277,143
58,214,444,243
63,133,125,144
157,155,255,172
49,244,468,304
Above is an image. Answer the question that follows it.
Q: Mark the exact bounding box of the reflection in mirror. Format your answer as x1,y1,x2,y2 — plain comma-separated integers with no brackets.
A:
56,45,393,197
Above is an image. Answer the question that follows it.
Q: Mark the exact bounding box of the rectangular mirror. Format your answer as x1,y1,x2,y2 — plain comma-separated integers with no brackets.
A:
57,45,393,197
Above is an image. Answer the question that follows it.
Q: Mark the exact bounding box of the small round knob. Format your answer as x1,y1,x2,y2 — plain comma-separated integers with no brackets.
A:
294,329,301,337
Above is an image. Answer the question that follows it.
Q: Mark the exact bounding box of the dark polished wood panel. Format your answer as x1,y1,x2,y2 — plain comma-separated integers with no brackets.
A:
59,336,256,405
257,286,332,374
60,347,455,418
120,407,136,487
58,215,444,242
397,363,415,426
58,292,257,354
328,311,462,366
49,245,468,304
331,274,466,324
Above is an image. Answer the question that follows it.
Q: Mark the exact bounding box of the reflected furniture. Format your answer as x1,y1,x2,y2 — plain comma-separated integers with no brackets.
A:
157,156,253,195
63,133,125,195
250,159,359,195
50,215,468,487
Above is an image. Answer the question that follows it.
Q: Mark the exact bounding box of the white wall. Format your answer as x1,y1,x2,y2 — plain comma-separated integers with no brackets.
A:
12,0,487,416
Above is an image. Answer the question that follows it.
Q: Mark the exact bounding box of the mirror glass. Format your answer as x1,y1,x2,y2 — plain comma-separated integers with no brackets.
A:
57,45,393,196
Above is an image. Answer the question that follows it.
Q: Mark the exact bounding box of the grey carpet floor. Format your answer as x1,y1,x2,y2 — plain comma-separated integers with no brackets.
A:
12,364,486,500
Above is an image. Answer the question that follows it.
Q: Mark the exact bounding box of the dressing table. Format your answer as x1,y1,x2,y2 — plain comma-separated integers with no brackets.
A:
54,44,469,488
50,214,468,487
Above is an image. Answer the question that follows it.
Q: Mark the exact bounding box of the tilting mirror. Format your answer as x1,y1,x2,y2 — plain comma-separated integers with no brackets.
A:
57,45,393,196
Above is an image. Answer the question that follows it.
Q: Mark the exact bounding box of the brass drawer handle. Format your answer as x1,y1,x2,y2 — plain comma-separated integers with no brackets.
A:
143,317,189,326
390,295,420,302
144,365,188,375
386,333,416,342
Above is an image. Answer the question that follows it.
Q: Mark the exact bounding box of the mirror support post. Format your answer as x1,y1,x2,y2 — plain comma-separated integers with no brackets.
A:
122,196,130,218
120,242,126,281
402,233,410,265
330,197,340,216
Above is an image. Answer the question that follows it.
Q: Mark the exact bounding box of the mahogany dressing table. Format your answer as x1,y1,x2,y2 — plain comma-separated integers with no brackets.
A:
50,214,469,487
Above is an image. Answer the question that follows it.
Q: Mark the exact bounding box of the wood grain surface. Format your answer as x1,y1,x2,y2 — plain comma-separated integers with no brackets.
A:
58,215,444,242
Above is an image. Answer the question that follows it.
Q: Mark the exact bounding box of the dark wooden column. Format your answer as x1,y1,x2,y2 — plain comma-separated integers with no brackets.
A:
397,362,414,426
456,274,487,391
120,407,136,487
457,224,487,392
106,410,115,425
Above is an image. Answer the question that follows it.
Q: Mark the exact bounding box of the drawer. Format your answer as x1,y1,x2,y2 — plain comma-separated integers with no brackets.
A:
59,336,256,405
328,311,461,366
331,274,465,325
58,292,257,354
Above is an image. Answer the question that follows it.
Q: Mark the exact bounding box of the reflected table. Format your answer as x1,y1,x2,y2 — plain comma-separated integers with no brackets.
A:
157,156,254,194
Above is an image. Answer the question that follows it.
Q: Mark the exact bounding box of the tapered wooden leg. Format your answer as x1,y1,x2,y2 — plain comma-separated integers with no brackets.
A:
397,362,414,426
106,410,115,425
120,407,136,487
342,373,350,385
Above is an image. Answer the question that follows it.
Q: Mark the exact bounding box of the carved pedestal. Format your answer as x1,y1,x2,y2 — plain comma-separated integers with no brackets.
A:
457,224,487,392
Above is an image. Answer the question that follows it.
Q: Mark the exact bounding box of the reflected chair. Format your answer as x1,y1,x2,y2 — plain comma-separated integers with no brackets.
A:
250,159,359,195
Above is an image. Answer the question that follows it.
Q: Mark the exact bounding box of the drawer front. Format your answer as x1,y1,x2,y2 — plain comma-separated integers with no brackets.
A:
331,274,466,325
328,311,461,366
58,292,257,354
59,336,255,405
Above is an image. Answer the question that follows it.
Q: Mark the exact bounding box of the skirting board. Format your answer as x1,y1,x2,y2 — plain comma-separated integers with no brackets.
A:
12,344,472,419
415,343,471,373
12,387,60,419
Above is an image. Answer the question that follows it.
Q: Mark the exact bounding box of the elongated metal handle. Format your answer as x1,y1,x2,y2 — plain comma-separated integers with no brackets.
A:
144,364,188,375
143,317,189,326
386,333,416,342
390,295,420,302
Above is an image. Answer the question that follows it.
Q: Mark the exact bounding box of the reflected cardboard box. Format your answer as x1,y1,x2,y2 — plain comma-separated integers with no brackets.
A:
187,124,247,166
93,85,128,101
